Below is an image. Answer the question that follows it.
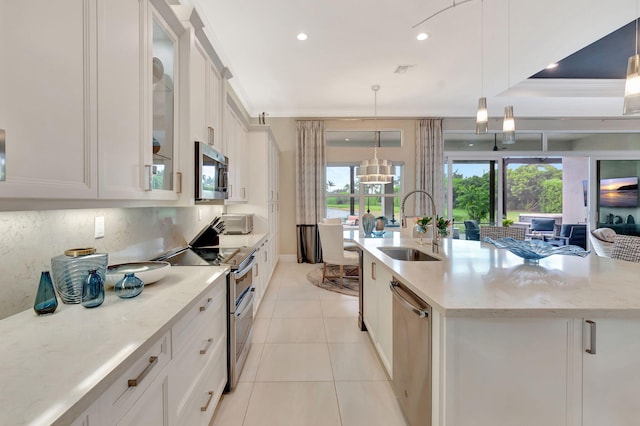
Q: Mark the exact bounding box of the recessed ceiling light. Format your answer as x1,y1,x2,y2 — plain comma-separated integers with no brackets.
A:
546,63,558,69
345,138,350,141
417,32,429,41
297,33,308,41
468,143,474,147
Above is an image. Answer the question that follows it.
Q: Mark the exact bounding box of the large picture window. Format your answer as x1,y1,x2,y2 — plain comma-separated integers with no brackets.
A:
326,164,402,228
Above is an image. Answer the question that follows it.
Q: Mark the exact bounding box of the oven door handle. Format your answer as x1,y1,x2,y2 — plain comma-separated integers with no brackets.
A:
234,255,257,279
235,288,255,320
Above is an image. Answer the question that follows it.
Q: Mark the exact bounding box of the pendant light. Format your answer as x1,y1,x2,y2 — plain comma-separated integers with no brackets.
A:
502,0,516,144
476,0,488,134
356,85,395,184
624,3,640,115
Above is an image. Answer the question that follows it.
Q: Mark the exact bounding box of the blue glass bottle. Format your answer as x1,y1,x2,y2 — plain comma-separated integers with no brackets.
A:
114,273,144,299
82,269,105,308
34,271,58,315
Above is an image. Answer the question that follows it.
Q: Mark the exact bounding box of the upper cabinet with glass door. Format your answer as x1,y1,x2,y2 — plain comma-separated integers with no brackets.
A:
98,1,182,201
149,10,178,196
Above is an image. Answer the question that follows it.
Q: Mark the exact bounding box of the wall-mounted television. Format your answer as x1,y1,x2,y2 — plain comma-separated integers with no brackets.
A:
600,176,639,207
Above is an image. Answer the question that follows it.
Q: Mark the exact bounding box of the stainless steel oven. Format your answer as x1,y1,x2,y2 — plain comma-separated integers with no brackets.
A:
155,230,256,392
228,251,256,391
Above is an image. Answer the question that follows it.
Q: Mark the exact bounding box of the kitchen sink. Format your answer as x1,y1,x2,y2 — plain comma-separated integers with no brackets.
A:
377,247,441,262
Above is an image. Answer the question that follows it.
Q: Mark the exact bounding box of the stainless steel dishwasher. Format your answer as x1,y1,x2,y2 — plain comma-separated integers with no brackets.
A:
389,278,431,426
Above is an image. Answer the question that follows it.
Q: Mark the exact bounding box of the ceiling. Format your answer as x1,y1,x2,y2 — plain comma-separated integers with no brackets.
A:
186,0,637,118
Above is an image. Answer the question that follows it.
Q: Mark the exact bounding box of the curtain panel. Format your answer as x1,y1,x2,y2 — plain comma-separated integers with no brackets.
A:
415,118,444,216
295,120,326,263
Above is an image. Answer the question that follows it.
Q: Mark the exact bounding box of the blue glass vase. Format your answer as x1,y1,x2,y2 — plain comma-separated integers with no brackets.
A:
82,269,104,308
34,271,58,315
114,273,144,299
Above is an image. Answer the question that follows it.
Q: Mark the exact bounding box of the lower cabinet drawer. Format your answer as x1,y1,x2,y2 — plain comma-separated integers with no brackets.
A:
170,298,225,417
172,276,225,352
102,332,171,423
177,337,227,426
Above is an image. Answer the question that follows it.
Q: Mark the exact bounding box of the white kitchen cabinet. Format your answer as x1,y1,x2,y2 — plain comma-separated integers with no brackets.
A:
441,317,573,426
0,0,184,201
117,373,169,426
582,318,640,426
70,398,102,426
169,274,227,425
246,126,280,281
0,0,97,199
253,236,275,315
101,332,171,424
362,251,393,375
175,8,225,205
96,0,145,199
208,63,223,153
225,107,247,202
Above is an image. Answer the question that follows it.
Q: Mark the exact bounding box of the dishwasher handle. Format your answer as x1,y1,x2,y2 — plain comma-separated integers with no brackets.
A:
389,280,429,318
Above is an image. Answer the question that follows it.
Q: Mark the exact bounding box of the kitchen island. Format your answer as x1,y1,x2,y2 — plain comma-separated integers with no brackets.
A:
353,233,640,426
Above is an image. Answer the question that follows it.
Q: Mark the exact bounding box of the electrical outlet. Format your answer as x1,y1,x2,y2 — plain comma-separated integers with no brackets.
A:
95,216,105,239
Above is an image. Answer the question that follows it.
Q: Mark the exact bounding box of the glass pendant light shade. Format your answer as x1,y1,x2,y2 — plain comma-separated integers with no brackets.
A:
502,105,516,144
476,97,488,134
624,54,640,115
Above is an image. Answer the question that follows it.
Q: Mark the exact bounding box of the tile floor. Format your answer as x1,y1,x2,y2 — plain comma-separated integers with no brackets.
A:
211,261,407,426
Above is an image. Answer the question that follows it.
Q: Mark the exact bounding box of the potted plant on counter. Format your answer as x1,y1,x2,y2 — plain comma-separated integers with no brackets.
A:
436,215,452,238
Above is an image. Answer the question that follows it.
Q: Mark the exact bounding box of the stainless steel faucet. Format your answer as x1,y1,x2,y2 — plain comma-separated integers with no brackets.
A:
401,189,439,253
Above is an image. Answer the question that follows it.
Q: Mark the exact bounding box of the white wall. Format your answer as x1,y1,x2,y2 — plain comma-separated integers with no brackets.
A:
0,205,223,319
562,157,589,224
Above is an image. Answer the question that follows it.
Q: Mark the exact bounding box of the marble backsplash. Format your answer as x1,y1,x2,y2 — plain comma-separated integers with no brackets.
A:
0,205,223,319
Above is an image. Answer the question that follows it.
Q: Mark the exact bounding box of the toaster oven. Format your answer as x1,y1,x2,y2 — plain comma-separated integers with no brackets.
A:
222,214,254,234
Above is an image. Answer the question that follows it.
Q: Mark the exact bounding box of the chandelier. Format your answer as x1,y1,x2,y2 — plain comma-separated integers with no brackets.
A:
356,85,395,184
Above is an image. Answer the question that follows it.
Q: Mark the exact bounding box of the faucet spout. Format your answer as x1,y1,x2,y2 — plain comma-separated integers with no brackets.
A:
401,189,439,253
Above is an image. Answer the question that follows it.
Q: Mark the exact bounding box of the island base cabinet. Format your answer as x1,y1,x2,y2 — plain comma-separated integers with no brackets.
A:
441,317,573,426
582,318,640,426
362,253,393,376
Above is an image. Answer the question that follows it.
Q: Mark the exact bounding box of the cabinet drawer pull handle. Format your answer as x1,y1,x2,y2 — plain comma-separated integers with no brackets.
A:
586,320,597,355
371,262,376,280
200,338,214,355
200,391,214,412
128,356,158,387
200,297,213,312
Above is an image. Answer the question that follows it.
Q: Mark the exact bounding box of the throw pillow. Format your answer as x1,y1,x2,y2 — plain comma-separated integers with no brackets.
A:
592,227,616,243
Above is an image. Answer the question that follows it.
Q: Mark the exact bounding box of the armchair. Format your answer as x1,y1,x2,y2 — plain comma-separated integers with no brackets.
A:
529,218,556,236
544,224,587,249
464,220,480,241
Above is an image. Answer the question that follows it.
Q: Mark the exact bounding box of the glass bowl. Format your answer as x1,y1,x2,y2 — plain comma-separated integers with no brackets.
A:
483,237,590,264
371,230,386,238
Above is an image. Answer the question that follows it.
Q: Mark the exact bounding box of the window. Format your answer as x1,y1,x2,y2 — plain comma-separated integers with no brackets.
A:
326,164,402,228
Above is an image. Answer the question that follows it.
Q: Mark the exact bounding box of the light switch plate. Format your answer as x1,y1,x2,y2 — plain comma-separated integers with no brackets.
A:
95,216,105,239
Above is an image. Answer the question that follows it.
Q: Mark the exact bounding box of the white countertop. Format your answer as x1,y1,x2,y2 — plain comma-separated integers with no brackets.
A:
0,266,228,426
352,232,640,317
219,232,268,248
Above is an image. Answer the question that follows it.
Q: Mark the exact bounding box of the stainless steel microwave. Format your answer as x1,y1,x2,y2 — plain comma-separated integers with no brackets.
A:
195,141,228,202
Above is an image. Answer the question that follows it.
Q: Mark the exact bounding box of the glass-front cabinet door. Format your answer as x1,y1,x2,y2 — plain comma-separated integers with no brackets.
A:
150,11,177,192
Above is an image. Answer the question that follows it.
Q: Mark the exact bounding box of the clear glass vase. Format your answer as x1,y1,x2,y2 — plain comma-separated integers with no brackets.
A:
114,273,144,299
82,269,104,308
415,224,427,245
34,271,58,315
